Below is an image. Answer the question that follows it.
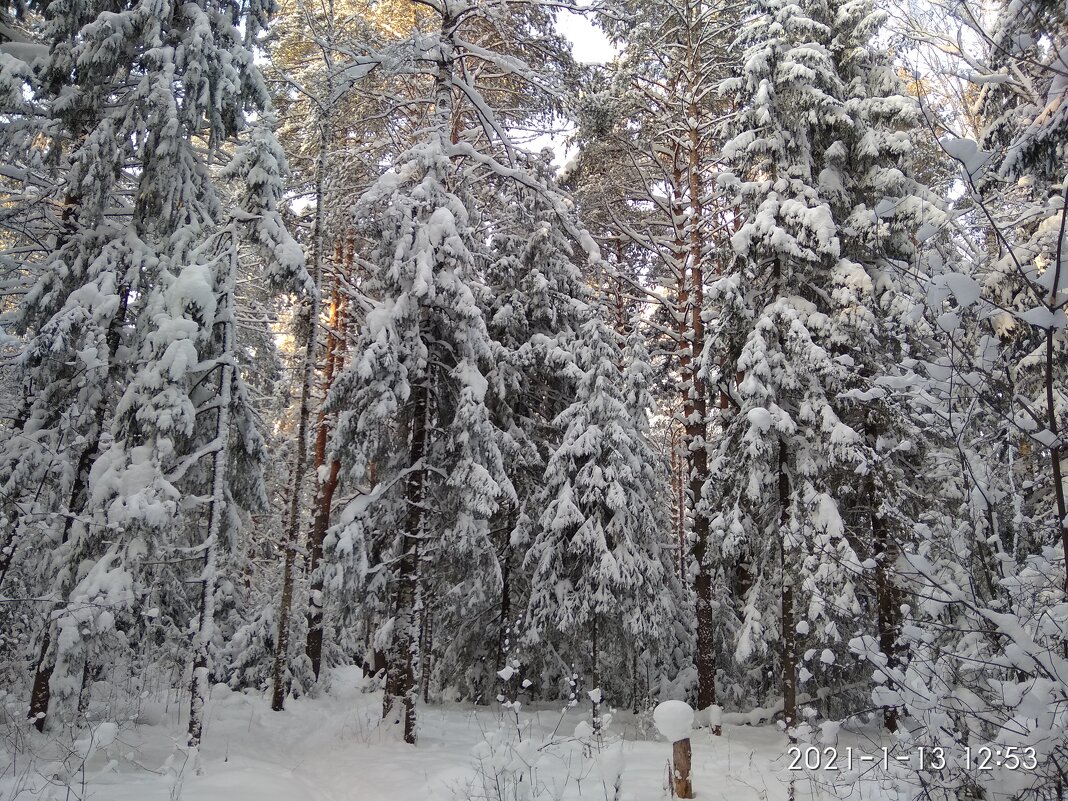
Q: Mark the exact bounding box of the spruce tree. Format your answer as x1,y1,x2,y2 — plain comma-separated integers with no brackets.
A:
325,43,510,741
523,314,678,714
710,0,938,729
0,0,307,739
322,0,596,738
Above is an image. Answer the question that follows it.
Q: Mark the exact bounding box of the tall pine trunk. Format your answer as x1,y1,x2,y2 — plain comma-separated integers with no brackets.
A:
270,107,327,712
305,279,346,680
686,99,715,722
664,25,717,718
419,583,433,704
670,425,686,579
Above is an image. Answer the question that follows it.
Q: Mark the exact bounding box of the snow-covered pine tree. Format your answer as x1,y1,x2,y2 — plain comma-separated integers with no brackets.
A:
710,0,853,730
327,148,508,742
814,0,946,730
194,115,309,747
523,312,678,717
587,0,740,714
621,322,694,707
48,117,306,755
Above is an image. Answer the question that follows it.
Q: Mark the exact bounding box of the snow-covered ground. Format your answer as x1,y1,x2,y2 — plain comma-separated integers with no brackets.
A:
1,669,890,801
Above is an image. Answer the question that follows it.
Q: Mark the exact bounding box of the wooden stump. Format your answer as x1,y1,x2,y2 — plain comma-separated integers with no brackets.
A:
672,737,694,799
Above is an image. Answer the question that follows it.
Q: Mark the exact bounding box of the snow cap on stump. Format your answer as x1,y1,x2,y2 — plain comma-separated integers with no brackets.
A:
653,700,694,743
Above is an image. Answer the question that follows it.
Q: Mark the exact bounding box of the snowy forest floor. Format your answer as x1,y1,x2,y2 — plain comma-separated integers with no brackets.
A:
0,668,897,801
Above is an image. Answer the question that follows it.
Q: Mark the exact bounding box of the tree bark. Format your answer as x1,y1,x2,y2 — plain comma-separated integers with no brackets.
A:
305,280,346,680
661,7,716,720
270,107,326,712
495,551,511,678
670,424,686,580
1046,329,1068,590
671,738,694,799
1045,187,1067,590
28,629,53,732
188,274,235,754
866,421,902,732
631,650,639,714
384,380,428,745
873,507,901,732
419,601,432,704
686,103,715,725
779,444,796,735
591,613,601,731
